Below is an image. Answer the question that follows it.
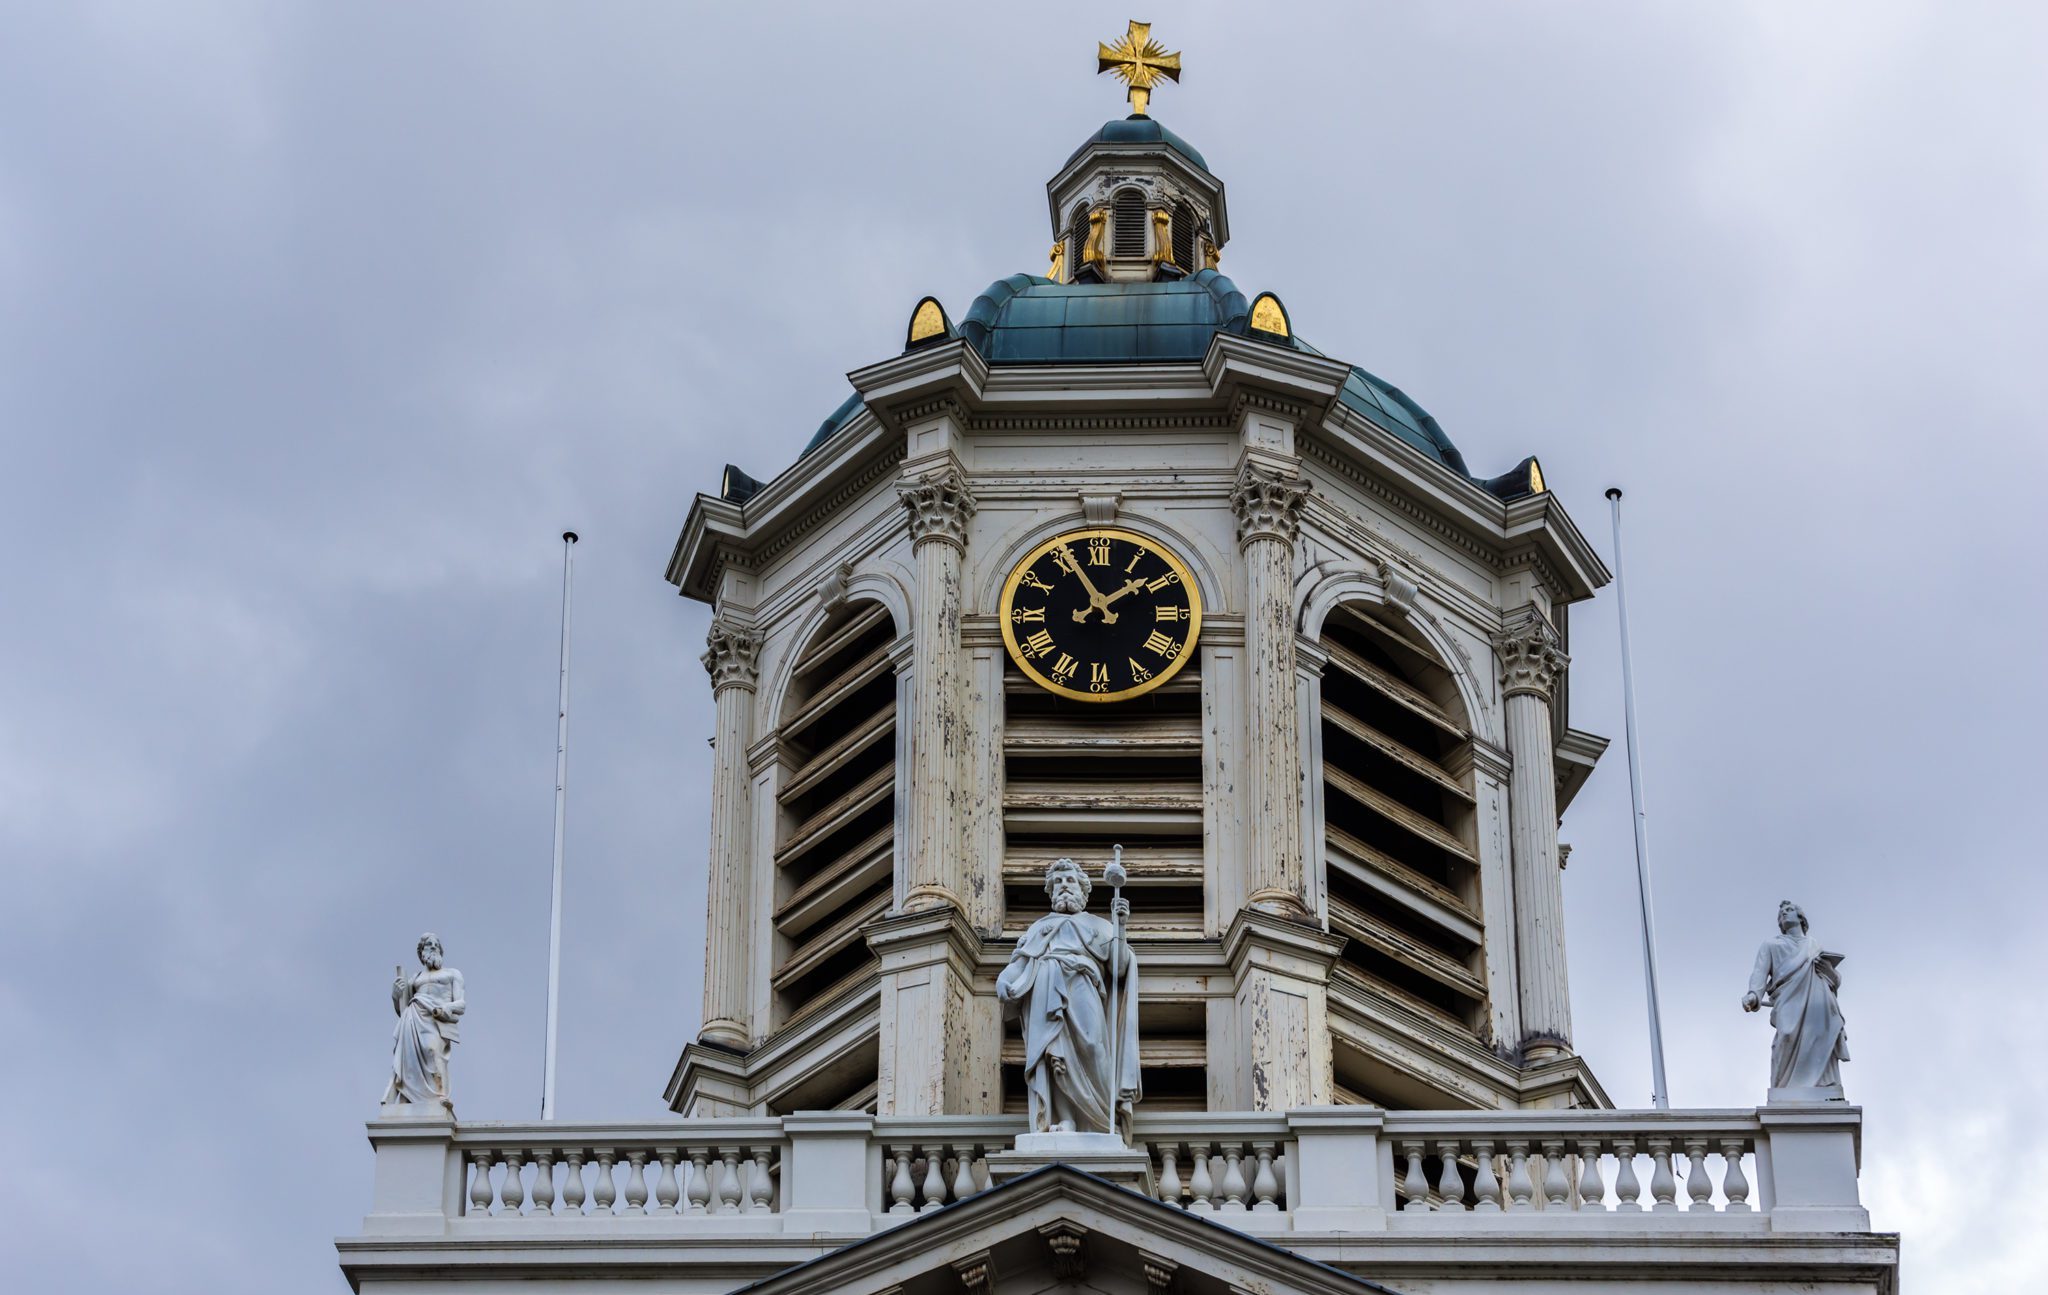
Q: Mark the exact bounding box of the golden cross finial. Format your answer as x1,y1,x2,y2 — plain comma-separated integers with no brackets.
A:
1097,20,1181,118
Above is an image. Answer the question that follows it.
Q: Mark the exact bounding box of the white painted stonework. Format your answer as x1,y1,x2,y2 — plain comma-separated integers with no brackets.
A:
337,63,1897,1295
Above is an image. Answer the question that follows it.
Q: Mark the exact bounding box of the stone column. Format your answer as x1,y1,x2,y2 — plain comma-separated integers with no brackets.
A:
1495,605,1572,1059
895,464,976,913
699,616,761,1052
1230,459,1313,919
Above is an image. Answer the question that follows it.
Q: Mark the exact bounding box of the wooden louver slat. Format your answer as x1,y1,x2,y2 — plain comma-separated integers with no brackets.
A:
778,708,895,805
774,825,892,938
1322,639,1467,740
774,764,893,869
1322,701,1473,802
1325,825,1476,924
791,603,890,678
772,890,892,993
1327,895,1486,1002
1324,765,1476,863
781,642,893,743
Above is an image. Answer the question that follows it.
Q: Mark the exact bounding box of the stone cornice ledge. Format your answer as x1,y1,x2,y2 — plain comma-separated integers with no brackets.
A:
1202,331,1350,415
847,338,988,421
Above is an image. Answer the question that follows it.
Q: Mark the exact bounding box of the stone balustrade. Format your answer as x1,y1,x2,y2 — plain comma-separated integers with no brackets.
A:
354,1104,1868,1242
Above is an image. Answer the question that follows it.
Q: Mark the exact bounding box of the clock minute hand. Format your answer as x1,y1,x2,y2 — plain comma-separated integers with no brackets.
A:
1058,545,1113,621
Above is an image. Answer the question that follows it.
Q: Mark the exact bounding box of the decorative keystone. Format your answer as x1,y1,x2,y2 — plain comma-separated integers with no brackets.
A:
1493,606,1567,700
1229,460,1310,548
701,617,762,695
897,466,978,552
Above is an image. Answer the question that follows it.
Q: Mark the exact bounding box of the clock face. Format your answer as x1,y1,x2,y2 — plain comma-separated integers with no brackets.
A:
999,527,1202,702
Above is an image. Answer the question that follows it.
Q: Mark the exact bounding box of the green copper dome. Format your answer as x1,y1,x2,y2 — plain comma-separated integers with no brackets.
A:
1065,114,1211,173
794,271,1483,487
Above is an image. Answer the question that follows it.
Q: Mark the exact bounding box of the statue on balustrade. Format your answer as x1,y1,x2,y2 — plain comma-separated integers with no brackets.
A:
384,933,465,1111
1742,901,1848,1098
997,857,1140,1140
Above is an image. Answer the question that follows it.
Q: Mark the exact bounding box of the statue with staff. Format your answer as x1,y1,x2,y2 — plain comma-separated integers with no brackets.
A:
383,932,466,1111
997,850,1140,1141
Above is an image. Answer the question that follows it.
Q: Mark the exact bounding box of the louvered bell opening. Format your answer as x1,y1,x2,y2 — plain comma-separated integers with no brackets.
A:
1068,203,1091,273
771,602,898,1101
1111,188,1148,259
1000,650,1205,1112
1318,606,1488,1048
1171,201,1196,270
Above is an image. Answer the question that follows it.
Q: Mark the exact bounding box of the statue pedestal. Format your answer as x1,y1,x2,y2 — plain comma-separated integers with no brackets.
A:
1768,1084,1846,1104
377,1099,455,1121
986,1132,1155,1196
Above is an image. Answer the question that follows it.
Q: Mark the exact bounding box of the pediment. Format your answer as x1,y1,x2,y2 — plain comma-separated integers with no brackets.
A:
740,1165,1397,1295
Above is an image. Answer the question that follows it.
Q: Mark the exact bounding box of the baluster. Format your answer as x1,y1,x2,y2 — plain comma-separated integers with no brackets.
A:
1220,1145,1248,1213
622,1152,648,1215
750,1148,776,1214
1435,1141,1467,1212
655,1150,680,1215
500,1150,526,1215
1721,1139,1752,1212
953,1146,977,1202
920,1146,946,1213
1470,1141,1502,1212
1250,1143,1280,1213
1187,1144,1215,1213
1647,1138,1678,1212
1541,1139,1570,1208
1158,1146,1183,1208
1684,1138,1713,1210
593,1150,618,1215
562,1152,587,1216
1576,1140,1605,1211
1400,1141,1431,1212
717,1148,744,1214
1612,1139,1642,1211
1506,1140,1535,1211
468,1152,494,1216
889,1146,916,1216
531,1152,556,1216
1275,1149,1288,1206
685,1149,711,1216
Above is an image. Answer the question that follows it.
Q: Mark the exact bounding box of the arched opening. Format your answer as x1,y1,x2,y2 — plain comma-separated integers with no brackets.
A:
769,601,898,1108
1112,187,1148,259
1317,604,1488,1090
1171,200,1196,271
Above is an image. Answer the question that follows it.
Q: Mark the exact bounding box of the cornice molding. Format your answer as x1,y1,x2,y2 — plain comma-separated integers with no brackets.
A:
967,411,1232,433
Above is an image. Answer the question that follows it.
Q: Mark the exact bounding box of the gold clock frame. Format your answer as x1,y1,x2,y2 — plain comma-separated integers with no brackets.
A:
998,526,1204,703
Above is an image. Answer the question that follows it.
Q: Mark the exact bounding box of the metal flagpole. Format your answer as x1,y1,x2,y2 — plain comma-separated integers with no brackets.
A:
1103,843,1128,1140
1605,489,1671,1110
542,530,578,1121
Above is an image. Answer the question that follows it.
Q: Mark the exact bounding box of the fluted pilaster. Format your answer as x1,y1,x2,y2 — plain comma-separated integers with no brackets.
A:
1494,605,1572,1058
896,465,976,912
1231,460,1312,918
699,616,761,1051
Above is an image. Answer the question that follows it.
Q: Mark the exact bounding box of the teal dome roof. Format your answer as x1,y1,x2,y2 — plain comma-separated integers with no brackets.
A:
1066,114,1210,173
796,272,1473,482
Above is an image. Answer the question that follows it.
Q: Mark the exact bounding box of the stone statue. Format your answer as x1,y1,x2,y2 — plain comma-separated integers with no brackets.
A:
384,933,465,1111
997,858,1140,1140
1743,901,1848,1098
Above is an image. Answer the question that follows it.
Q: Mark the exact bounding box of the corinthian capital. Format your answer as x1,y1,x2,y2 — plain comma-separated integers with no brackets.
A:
1493,607,1567,700
896,466,977,551
701,617,762,695
1230,460,1311,547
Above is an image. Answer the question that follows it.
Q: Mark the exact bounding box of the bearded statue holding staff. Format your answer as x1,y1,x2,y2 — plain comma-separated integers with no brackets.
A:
998,857,1140,1140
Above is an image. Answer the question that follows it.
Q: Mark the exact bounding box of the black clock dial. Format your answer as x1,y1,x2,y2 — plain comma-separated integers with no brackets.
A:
999,528,1203,702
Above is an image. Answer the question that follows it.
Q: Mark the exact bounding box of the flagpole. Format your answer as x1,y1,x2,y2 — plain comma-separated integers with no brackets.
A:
1606,489,1671,1110
542,530,577,1121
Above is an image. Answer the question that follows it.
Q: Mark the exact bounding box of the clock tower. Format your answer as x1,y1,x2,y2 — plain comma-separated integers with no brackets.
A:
665,25,1612,1122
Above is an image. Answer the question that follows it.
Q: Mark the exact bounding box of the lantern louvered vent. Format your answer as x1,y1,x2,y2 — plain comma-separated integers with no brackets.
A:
999,654,1207,1111
1172,200,1196,270
1317,606,1488,1062
1068,203,1091,273
771,602,897,1098
1112,188,1148,259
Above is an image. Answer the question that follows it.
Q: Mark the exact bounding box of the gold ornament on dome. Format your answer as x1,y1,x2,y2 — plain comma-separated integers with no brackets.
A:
1097,20,1181,117
1150,208,1172,264
1048,240,1067,283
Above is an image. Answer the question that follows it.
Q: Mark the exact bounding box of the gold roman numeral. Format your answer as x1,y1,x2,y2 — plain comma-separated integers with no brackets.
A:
1142,630,1180,658
1021,629,1055,658
1146,573,1180,593
1021,570,1054,594
1154,604,1185,622
1050,652,1079,683
1087,538,1112,566
1124,546,1148,573
1088,661,1110,692
1128,657,1153,683
1011,606,1046,624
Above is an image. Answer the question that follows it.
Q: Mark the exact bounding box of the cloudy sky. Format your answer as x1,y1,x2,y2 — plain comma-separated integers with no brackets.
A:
2,2,2041,1291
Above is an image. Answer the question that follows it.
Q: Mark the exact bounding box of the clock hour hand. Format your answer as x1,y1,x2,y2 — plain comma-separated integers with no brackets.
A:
1098,577,1147,608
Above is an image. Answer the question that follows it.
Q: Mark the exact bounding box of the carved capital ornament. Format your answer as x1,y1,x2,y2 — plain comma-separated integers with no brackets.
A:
1230,461,1311,547
897,466,978,552
701,618,762,695
1493,609,1567,700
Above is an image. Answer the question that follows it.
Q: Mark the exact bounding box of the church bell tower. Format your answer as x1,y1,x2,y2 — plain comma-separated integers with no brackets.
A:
666,21,1613,1122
